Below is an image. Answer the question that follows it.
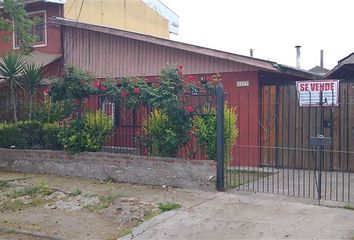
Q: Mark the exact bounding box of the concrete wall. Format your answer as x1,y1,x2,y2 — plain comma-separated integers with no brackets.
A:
64,0,170,39
0,148,216,190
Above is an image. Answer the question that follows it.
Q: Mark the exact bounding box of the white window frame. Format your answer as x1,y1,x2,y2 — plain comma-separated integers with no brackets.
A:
13,10,47,49
101,98,116,123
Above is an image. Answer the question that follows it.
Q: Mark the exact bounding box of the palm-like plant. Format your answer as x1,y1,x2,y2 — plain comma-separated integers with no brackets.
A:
22,63,44,120
0,52,24,122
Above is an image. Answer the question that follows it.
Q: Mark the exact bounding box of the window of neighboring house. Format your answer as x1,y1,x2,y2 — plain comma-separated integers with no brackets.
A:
13,10,47,48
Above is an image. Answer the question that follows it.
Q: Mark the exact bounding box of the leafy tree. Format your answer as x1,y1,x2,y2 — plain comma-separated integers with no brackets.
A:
0,51,24,122
0,0,35,53
21,62,44,120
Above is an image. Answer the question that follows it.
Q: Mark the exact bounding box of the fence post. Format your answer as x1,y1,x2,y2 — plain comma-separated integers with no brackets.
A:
318,90,324,203
78,98,83,150
216,83,225,191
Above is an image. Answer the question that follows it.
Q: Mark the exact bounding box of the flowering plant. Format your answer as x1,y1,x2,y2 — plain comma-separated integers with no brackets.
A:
49,66,95,102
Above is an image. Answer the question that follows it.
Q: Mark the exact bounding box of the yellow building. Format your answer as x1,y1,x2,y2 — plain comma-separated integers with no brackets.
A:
63,0,178,39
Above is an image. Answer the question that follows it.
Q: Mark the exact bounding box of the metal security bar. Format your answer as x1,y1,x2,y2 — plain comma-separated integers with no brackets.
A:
218,83,354,204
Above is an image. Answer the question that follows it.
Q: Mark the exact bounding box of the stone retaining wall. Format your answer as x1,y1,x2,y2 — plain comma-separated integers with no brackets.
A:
0,148,216,190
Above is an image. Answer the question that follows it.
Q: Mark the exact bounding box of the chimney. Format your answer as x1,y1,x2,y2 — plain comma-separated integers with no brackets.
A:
250,49,254,57
320,49,324,68
295,45,301,69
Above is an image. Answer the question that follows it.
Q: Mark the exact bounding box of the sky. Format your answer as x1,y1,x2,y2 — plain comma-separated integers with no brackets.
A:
161,0,354,71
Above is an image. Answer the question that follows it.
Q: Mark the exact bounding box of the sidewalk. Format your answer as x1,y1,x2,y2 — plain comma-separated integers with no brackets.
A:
1,171,353,240
122,191,354,240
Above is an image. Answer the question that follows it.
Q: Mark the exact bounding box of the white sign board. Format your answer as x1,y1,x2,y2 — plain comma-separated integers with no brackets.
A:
296,80,339,107
236,81,249,87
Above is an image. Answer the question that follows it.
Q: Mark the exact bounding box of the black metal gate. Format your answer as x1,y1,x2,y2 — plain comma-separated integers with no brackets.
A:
216,82,354,204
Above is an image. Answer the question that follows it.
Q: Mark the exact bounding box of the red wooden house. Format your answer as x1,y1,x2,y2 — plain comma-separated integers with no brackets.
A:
0,0,321,167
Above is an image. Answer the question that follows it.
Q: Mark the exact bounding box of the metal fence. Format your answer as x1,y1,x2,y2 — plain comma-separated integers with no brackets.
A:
0,92,218,161
218,82,354,204
93,93,218,159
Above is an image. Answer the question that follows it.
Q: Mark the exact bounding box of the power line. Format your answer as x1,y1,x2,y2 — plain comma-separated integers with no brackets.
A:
76,0,85,22
65,0,78,17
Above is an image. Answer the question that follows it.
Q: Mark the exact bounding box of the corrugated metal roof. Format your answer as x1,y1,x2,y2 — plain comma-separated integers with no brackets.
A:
326,52,354,78
308,66,329,75
51,17,321,80
51,17,278,72
22,50,62,66
0,51,61,79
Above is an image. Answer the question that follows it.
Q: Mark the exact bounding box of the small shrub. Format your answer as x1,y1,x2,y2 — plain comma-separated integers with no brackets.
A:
58,110,113,153
194,104,238,164
143,108,192,157
32,98,75,123
0,120,62,150
57,119,83,154
158,202,181,212
0,121,42,149
83,111,113,152
37,179,53,196
43,122,62,150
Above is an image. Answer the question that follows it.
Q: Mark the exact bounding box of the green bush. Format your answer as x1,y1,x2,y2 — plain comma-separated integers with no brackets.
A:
43,122,62,150
32,98,75,123
83,111,114,152
193,105,238,164
143,108,192,157
57,119,83,154
0,122,22,148
58,110,113,153
0,120,63,150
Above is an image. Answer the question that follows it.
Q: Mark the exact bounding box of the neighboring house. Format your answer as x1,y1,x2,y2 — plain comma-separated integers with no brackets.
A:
0,0,177,54
0,0,322,166
308,66,329,76
64,0,177,39
326,52,354,79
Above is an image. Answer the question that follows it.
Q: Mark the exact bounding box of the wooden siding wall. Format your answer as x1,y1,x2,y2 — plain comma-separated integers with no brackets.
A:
261,83,354,171
63,26,259,78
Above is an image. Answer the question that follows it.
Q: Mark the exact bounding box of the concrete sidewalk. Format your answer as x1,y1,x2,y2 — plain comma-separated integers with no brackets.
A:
122,192,354,240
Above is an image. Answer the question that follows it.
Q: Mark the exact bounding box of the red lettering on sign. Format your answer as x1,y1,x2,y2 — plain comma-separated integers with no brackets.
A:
299,83,305,91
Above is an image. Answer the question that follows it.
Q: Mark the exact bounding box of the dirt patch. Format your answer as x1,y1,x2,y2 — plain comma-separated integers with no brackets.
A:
0,171,200,240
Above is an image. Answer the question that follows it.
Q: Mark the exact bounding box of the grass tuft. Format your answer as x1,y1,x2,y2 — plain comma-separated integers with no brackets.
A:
37,179,54,196
344,204,354,211
88,195,119,211
6,180,53,199
69,188,82,197
1,199,26,211
0,180,8,189
7,187,38,198
158,202,181,212
103,175,116,183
